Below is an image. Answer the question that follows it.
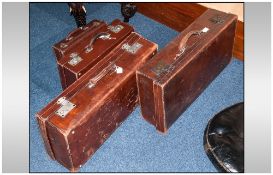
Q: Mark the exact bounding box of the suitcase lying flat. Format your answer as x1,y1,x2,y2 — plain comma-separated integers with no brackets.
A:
52,19,107,61
136,9,237,133
56,19,134,89
37,32,157,171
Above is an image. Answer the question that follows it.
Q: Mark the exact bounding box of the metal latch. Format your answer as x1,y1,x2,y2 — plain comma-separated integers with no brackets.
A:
55,97,76,118
68,53,82,66
98,33,116,40
121,42,142,54
108,25,124,33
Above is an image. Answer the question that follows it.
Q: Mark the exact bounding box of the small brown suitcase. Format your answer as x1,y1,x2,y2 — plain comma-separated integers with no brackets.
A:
136,9,237,133
55,19,134,89
52,19,107,61
37,32,157,171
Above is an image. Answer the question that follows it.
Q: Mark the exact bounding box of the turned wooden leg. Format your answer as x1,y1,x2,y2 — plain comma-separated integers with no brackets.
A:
121,3,137,23
68,3,87,28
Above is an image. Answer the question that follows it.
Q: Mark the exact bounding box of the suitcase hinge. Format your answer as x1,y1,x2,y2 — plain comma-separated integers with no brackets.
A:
55,97,76,118
122,42,142,54
108,25,124,33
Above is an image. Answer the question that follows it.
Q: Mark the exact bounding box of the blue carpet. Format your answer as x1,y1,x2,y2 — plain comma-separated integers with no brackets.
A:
30,3,244,172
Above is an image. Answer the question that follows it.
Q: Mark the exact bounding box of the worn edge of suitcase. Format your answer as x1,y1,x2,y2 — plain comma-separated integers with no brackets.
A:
37,32,158,171
136,9,238,133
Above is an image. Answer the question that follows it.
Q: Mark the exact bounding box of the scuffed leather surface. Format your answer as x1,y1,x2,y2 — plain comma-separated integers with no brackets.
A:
204,102,244,173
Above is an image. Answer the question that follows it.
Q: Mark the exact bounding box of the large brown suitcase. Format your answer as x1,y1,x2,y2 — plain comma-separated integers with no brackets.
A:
55,19,134,89
36,32,157,171
136,9,237,133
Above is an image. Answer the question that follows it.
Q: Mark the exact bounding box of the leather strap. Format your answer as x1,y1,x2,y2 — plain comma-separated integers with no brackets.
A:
88,62,116,88
177,28,209,57
84,32,111,53
177,30,201,55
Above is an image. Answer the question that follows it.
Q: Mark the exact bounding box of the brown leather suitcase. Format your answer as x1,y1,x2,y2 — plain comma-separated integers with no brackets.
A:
36,32,157,171
55,19,134,89
52,19,107,61
136,9,237,133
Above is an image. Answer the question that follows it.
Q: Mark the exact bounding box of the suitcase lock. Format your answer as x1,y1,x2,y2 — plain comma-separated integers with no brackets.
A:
68,53,82,66
108,25,124,33
121,42,142,54
55,97,76,118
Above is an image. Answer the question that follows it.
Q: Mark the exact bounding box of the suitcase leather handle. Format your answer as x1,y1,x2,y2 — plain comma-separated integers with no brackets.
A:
88,62,121,88
152,27,210,77
87,39,131,88
84,32,113,53
177,27,209,56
